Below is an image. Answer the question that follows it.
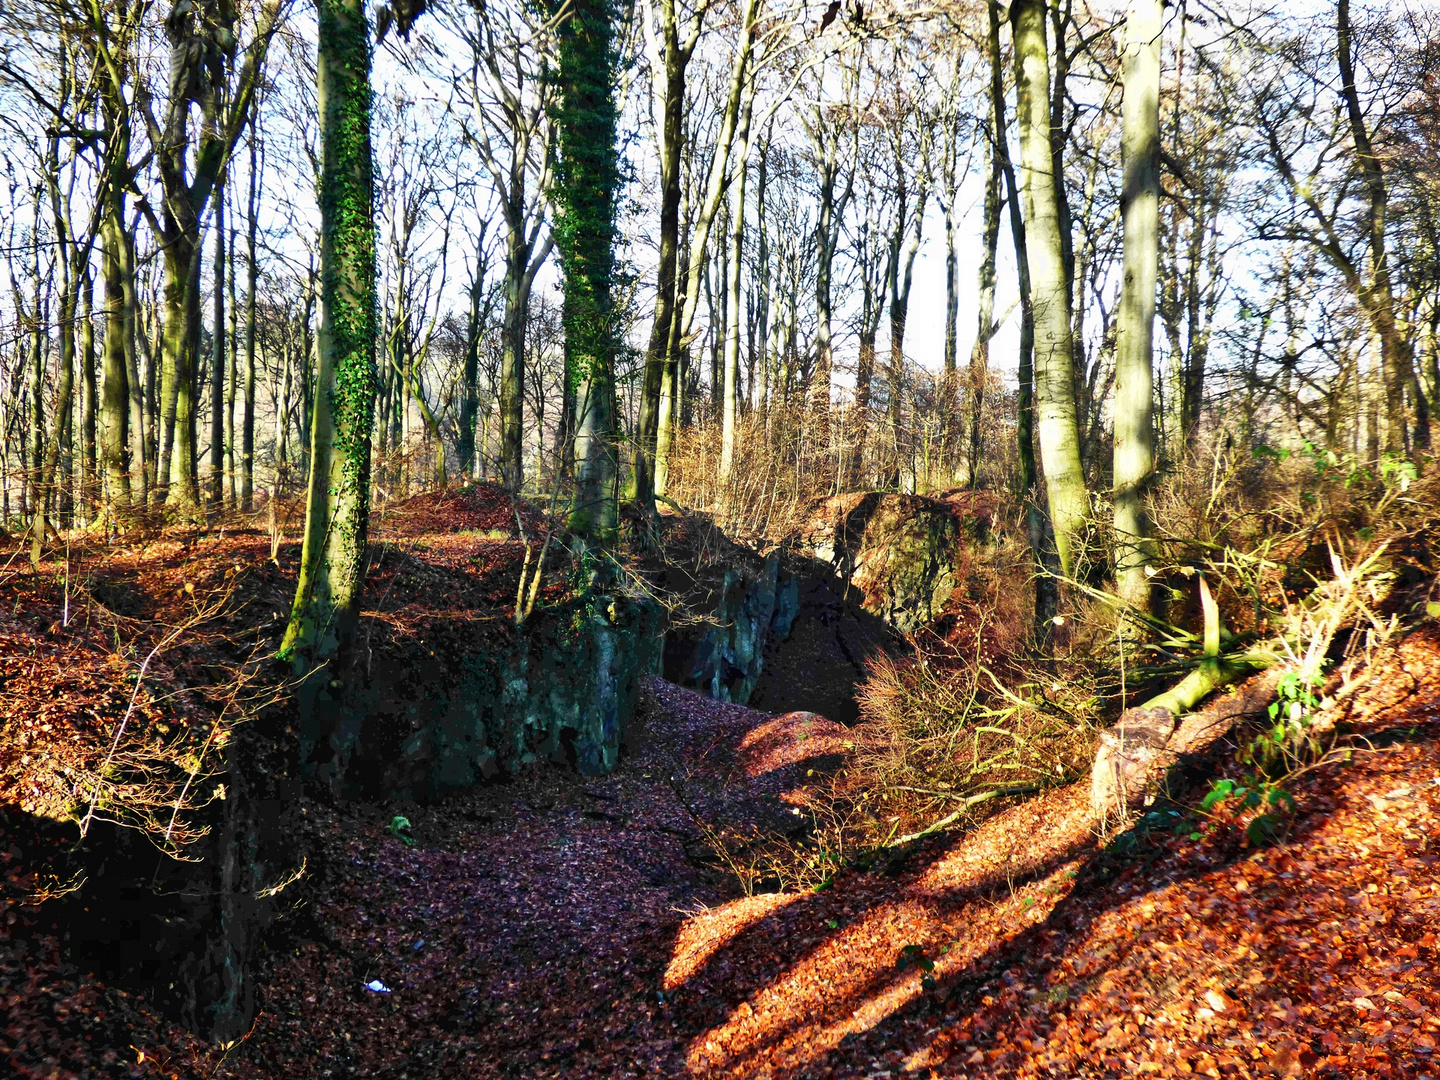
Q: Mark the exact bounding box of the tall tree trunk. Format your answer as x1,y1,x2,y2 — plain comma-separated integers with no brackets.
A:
706,218,725,412
884,146,927,490
41,292,77,529
1180,195,1222,448
941,185,960,470
276,335,292,483
655,226,689,497
656,0,762,500
210,175,227,510
967,125,1002,489
28,192,45,531
632,1,688,512
752,132,771,416
554,0,621,542
136,269,155,503
500,220,527,492
1113,0,1162,619
1012,0,1088,579
280,0,379,665
813,154,838,438
242,116,259,511
227,226,239,505
1049,0,1076,309
101,209,132,515
40,249,78,541
459,258,483,481
176,244,205,511
719,93,755,487
37,143,84,538
81,268,98,521
990,0,1058,634
557,338,577,481
146,0,276,514
1338,0,1421,451
156,235,200,509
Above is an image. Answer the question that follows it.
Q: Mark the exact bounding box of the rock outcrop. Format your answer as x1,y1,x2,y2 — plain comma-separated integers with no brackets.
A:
685,551,798,705
308,590,664,799
788,492,975,634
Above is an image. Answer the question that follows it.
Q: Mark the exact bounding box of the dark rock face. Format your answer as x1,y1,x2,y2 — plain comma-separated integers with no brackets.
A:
747,563,897,725
304,592,664,800
672,492,983,721
685,552,790,706
86,594,663,1045
57,741,300,1043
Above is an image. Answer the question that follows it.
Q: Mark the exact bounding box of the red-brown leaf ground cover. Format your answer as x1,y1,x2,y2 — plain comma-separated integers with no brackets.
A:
2,499,1438,1079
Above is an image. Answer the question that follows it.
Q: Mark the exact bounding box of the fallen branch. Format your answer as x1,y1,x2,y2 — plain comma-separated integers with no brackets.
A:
1090,537,1396,821
887,786,1041,846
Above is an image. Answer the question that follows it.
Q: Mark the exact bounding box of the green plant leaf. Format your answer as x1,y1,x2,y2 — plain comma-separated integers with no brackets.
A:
1200,779,1235,811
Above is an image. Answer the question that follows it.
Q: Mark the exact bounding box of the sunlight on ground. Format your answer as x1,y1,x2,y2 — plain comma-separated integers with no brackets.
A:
673,788,1094,1077
735,712,850,780
665,893,802,990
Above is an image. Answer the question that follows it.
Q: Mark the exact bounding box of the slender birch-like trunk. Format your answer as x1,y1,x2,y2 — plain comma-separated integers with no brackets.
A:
966,120,1001,490
242,111,259,511
209,175,226,510
719,88,756,486
81,269,97,519
632,0,690,510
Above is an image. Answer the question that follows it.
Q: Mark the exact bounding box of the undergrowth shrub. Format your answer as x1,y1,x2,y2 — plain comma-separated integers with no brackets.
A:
846,640,1102,842
689,799,859,897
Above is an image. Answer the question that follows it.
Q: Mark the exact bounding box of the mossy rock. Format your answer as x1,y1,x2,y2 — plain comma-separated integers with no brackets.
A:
791,492,964,634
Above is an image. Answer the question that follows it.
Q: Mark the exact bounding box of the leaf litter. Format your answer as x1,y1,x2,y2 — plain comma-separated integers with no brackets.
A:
1,507,1438,1078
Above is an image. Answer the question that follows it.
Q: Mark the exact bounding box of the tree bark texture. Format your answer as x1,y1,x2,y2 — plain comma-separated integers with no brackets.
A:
553,0,621,541
1113,0,1162,617
1011,0,1089,579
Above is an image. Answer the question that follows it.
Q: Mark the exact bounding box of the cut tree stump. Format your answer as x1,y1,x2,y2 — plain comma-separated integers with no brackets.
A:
1090,668,1282,820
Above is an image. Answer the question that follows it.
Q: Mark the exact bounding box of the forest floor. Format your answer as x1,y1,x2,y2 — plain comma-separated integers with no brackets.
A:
6,621,1440,1078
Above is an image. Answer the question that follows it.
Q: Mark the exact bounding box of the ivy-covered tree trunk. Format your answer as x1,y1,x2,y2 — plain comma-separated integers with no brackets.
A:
279,0,378,663
552,0,620,542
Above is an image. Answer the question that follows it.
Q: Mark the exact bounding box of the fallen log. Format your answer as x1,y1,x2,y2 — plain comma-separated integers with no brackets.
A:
1090,662,1282,820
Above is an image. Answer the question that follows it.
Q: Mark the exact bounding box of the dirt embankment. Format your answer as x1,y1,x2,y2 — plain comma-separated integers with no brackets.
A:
7,617,1439,1079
